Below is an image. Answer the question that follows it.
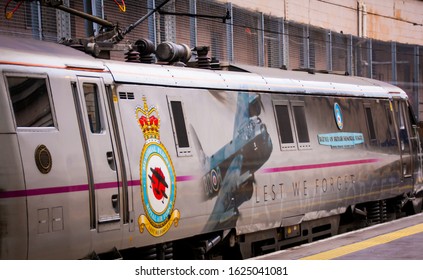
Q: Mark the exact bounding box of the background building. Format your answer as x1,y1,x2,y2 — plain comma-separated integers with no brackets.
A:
1,0,422,119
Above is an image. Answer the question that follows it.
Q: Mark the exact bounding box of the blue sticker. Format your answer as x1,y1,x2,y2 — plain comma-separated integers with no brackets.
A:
334,103,343,130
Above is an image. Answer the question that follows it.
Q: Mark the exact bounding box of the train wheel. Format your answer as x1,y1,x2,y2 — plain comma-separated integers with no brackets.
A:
412,197,423,214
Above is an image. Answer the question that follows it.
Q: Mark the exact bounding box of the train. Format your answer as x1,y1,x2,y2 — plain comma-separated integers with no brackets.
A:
1,34,423,259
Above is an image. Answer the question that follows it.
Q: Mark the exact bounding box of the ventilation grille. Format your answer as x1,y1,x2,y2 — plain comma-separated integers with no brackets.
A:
119,92,135,100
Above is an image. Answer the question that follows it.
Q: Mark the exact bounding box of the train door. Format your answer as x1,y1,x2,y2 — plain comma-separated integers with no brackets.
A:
73,76,121,232
393,100,413,179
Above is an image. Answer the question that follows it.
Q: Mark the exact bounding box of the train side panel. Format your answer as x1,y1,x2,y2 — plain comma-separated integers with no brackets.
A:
0,63,132,259
0,66,95,259
2,67,420,259
0,71,27,258
246,94,405,231
113,81,413,250
114,84,218,247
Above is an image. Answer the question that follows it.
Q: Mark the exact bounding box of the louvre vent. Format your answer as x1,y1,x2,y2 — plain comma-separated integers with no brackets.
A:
119,92,127,99
119,92,135,100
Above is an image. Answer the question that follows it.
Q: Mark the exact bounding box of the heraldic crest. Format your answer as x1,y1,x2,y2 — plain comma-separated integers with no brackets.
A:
136,96,180,237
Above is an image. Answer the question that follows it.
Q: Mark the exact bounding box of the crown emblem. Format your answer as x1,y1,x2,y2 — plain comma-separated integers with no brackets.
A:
136,97,160,141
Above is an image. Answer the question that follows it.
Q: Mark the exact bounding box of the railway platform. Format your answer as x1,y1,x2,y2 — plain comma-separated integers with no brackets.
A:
253,213,423,260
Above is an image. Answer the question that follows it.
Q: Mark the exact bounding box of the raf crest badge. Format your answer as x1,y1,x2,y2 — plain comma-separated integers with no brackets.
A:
136,97,180,237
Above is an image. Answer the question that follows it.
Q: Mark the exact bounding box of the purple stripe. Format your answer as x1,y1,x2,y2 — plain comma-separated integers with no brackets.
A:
128,180,139,186
1,176,198,199
176,175,198,182
259,158,379,174
0,189,29,199
95,182,119,189
0,184,88,199
1,159,377,199
0,182,119,199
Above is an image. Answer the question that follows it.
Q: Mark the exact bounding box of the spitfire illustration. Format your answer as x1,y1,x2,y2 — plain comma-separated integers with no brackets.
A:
192,92,273,232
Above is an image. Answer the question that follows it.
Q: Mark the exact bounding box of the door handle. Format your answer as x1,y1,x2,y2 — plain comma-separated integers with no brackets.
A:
106,151,116,171
111,194,119,213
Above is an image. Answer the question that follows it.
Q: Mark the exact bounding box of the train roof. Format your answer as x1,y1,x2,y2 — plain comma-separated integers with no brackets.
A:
232,64,407,98
0,35,408,99
0,35,105,71
106,60,407,99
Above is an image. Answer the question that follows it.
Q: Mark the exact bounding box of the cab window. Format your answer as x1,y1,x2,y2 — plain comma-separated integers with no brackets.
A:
6,75,55,128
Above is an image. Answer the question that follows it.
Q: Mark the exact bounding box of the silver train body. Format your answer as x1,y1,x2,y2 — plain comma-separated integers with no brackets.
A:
1,35,423,259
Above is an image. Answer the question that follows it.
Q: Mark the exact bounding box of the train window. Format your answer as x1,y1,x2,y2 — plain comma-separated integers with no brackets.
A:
364,105,377,143
6,75,55,128
292,104,310,148
83,83,102,133
396,101,411,151
385,104,397,143
274,102,296,151
168,97,191,157
275,105,294,143
274,100,311,151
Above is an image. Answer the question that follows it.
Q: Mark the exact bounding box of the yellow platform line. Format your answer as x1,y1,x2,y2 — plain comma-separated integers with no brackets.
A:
301,223,423,260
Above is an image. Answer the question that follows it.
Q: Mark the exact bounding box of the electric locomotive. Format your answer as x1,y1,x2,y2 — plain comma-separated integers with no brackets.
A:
0,35,422,259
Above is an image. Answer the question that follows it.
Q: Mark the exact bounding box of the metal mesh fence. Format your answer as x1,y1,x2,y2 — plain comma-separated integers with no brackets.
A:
173,0,190,44
1,2,54,40
331,32,349,73
0,0,422,119
353,38,371,78
231,5,259,66
309,26,328,71
372,40,393,83
196,0,229,62
286,22,305,70
397,44,416,110
264,15,283,69
103,0,148,41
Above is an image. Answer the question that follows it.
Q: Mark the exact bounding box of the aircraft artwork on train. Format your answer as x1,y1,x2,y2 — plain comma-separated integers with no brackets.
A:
1,34,423,260
194,92,273,232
